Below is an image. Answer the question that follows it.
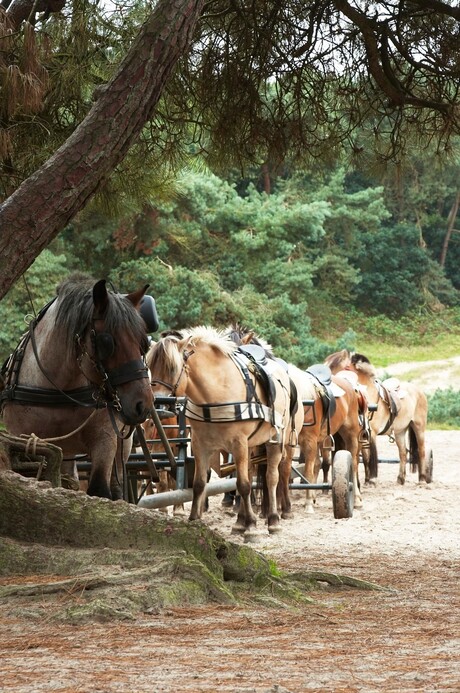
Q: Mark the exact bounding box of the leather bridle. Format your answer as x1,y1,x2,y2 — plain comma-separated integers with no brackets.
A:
150,349,194,397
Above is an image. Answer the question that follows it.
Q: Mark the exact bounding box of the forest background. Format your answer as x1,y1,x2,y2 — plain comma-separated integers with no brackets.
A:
1,0,460,428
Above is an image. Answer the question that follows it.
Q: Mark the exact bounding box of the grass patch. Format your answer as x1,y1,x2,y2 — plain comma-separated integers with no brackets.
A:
354,337,460,367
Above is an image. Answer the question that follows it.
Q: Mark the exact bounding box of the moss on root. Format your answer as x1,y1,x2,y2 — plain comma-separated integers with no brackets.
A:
0,471,385,621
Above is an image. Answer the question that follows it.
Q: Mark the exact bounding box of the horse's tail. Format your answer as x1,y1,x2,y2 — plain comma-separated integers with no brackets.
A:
333,431,345,451
367,438,379,479
408,424,419,473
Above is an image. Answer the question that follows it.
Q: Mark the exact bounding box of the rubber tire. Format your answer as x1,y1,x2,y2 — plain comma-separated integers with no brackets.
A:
331,450,354,519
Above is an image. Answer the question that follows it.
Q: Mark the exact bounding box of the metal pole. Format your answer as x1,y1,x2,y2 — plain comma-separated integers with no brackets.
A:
137,477,238,510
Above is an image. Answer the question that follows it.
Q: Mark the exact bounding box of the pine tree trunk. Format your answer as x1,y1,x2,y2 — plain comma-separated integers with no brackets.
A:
440,190,460,268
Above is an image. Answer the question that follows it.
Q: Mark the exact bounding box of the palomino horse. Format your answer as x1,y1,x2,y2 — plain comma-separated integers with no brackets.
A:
225,325,364,516
285,361,366,514
1,275,154,499
146,326,300,538
225,325,304,519
350,352,430,485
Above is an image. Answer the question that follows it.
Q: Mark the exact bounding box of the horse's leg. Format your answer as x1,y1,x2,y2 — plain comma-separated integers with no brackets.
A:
233,441,258,535
110,436,132,501
172,468,186,516
61,458,81,491
341,432,362,509
411,422,427,483
352,448,363,508
264,444,283,533
303,431,320,513
189,447,210,521
87,434,118,499
277,451,293,519
321,447,331,490
363,437,379,486
395,430,408,485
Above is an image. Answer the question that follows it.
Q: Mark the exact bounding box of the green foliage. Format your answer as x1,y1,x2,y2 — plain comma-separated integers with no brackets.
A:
0,251,68,359
351,223,430,316
427,388,460,429
2,166,459,371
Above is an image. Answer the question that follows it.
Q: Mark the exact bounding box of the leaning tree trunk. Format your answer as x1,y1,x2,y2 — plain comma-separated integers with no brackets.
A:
0,0,206,300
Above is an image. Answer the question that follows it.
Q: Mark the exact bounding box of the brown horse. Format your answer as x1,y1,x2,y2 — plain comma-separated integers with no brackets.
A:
146,326,300,538
1,275,154,499
350,352,430,485
285,361,366,515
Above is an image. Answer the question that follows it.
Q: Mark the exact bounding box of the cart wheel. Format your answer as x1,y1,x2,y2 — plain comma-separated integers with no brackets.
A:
331,450,354,519
425,448,433,484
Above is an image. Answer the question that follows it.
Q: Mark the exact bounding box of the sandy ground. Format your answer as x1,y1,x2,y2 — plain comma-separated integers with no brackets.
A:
0,359,459,692
0,429,459,693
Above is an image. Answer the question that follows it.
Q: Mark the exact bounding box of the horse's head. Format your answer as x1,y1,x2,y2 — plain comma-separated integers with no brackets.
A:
54,277,153,425
146,333,191,402
90,280,154,424
350,352,376,379
324,349,352,374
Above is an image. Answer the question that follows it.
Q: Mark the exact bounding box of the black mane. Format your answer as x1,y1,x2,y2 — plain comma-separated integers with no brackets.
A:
351,352,371,365
55,275,146,354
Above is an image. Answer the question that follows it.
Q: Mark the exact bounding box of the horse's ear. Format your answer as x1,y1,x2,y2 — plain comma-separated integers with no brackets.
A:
126,284,149,308
241,331,255,345
178,335,193,352
93,279,109,314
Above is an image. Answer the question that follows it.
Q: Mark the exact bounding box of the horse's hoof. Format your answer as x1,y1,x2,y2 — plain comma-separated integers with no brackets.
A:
244,529,263,543
231,524,246,535
281,511,294,520
268,524,282,535
397,476,405,485
354,498,363,509
304,505,314,514
365,479,377,487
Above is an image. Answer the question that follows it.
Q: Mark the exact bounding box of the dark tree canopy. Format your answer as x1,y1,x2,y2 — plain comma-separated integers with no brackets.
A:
0,0,460,296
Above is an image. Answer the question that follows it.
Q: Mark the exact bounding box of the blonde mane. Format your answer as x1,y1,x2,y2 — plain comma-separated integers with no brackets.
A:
182,325,237,356
146,335,183,379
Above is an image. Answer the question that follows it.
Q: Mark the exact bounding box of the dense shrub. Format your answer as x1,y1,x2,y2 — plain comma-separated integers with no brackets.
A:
427,388,460,429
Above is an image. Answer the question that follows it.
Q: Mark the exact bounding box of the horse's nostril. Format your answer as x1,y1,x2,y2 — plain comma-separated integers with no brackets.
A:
135,401,147,418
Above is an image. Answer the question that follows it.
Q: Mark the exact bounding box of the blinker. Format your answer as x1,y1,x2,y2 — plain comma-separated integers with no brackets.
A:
95,332,115,361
